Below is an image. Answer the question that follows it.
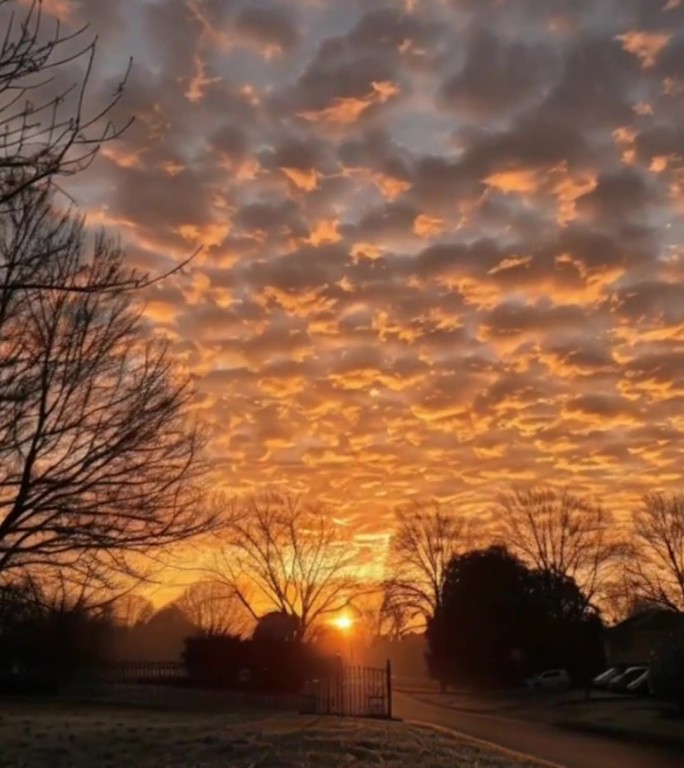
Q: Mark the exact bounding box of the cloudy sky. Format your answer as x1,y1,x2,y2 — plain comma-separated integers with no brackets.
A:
31,0,684,546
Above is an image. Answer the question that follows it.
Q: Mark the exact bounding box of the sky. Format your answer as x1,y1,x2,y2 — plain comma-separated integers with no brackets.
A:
26,0,684,554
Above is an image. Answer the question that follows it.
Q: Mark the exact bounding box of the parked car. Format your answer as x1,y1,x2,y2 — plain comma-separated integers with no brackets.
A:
525,669,571,691
592,667,623,688
608,666,647,692
626,669,650,696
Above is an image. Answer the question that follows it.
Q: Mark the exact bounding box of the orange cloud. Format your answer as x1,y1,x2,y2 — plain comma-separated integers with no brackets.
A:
413,214,444,237
351,243,384,262
184,54,222,103
258,377,308,398
372,174,411,200
616,31,671,69
298,82,400,124
100,144,146,169
176,223,230,249
548,165,598,226
307,219,342,246
281,167,320,191
485,169,540,194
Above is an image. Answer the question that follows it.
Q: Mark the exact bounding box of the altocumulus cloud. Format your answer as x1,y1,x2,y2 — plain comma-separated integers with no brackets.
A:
26,0,684,537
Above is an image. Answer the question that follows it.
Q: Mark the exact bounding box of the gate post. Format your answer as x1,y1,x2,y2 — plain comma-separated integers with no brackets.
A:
385,660,393,720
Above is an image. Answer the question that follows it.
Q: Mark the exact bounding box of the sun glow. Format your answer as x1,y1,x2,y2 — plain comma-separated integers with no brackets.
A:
331,614,353,631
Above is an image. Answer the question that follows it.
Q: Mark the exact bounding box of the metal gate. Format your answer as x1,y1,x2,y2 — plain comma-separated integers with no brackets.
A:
300,661,392,719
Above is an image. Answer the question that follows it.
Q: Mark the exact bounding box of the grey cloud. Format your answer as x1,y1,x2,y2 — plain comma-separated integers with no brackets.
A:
235,200,307,239
538,36,640,130
352,202,420,243
576,168,660,224
625,350,684,386
635,125,684,165
234,4,299,52
460,117,592,177
545,342,618,375
439,31,559,120
244,242,347,292
266,137,326,170
614,281,684,324
108,164,217,247
415,240,504,283
566,394,634,419
481,302,589,338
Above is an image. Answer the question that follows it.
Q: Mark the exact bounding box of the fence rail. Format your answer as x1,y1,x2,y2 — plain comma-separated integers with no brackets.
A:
100,661,185,683
301,662,392,719
67,682,299,711
88,660,393,719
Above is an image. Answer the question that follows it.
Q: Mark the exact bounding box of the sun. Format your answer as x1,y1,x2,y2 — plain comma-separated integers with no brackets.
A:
332,614,353,631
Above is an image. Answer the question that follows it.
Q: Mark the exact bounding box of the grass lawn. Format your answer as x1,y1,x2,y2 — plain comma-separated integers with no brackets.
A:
0,700,546,767
555,694,684,747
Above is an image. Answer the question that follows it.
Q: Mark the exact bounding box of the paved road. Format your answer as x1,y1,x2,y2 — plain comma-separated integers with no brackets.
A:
394,692,684,768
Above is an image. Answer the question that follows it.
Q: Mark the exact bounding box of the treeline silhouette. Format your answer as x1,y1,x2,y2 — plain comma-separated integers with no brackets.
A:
1,494,683,702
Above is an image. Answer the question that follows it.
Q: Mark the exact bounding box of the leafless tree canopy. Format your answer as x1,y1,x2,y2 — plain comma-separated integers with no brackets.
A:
498,486,622,607
0,0,192,292
110,593,154,628
626,493,684,611
384,502,473,624
211,494,360,640
175,580,253,638
0,188,215,577
0,0,130,208
352,588,410,641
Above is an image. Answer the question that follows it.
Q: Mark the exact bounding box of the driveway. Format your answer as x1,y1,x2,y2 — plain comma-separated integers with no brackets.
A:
394,691,684,768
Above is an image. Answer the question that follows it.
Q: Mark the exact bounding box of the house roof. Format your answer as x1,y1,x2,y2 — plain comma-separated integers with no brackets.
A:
608,609,683,637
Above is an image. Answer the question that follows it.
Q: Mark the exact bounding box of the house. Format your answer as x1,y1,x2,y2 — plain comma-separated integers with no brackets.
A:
604,609,684,667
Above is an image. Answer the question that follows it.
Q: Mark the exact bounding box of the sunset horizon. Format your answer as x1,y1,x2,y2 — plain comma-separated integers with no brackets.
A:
3,4,684,763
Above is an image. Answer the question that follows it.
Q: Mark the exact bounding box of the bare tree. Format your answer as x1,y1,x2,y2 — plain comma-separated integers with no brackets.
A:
384,502,473,625
0,188,216,578
0,0,131,208
352,587,410,641
211,494,360,640
20,560,107,613
0,0,192,292
625,493,684,611
498,485,622,608
175,580,252,638
111,593,154,628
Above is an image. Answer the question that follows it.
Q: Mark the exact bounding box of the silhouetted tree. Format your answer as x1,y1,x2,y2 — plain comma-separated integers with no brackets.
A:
365,588,411,641
0,0,192,297
498,486,622,607
0,0,131,208
111,594,155,628
0,189,215,579
132,604,198,662
252,610,301,642
0,578,41,651
626,493,684,611
383,501,473,627
175,580,252,638
210,494,359,640
0,572,116,678
0,2,214,580
426,546,530,688
426,546,603,689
